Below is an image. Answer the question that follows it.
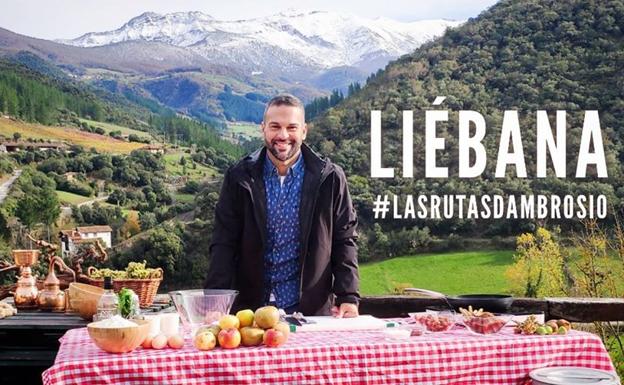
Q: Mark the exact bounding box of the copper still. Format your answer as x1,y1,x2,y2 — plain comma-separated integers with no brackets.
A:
12,249,40,309
38,255,75,312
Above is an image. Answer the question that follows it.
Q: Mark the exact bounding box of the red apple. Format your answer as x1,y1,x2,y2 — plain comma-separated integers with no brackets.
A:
263,329,286,348
218,328,241,349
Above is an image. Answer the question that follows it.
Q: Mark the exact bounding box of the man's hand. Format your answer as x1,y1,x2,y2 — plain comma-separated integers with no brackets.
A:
331,302,359,318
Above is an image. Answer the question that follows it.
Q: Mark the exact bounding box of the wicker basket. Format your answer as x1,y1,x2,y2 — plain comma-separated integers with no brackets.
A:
86,266,163,308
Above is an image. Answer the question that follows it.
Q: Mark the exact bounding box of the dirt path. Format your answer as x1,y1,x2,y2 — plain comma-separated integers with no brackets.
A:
0,169,21,204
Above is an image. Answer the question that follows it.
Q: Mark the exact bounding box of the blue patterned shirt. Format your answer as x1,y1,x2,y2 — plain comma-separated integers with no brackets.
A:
263,152,305,309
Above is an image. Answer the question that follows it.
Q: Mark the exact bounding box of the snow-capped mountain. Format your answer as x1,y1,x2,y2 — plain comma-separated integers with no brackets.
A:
60,10,462,76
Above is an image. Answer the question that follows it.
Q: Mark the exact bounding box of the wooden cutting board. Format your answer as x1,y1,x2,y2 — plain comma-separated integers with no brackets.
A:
292,315,389,332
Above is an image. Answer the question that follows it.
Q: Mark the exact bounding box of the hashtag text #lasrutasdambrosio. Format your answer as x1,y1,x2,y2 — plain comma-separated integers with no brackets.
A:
372,194,607,220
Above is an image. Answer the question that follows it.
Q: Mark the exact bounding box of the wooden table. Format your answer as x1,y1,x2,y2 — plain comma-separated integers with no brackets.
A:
0,299,171,385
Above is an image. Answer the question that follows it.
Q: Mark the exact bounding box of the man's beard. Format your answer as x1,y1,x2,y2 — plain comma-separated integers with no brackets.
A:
266,139,301,162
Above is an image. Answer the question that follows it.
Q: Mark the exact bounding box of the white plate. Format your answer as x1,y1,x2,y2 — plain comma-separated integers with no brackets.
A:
530,366,619,385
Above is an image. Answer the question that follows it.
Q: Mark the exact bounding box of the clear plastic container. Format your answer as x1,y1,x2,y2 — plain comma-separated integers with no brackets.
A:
462,313,512,335
409,310,456,333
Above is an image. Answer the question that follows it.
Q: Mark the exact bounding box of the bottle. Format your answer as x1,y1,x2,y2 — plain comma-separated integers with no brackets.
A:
95,276,119,321
129,292,140,319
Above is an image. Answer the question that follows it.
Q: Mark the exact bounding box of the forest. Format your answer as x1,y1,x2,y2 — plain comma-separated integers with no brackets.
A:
307,0,624,260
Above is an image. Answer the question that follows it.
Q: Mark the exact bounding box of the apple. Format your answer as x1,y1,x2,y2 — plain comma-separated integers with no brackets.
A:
197,324,222,340
236,309,255,328
273,322,291,339
263,329,286,347
151,334,168,349
219,315,240,330
194,332,216,351
240,327,264,346
557,319,572,331
546,320,559,332
218,328,241,349
168,334,185,349
254,306,280,329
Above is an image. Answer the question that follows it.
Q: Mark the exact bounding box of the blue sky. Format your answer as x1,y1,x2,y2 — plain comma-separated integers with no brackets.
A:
0,0,498,40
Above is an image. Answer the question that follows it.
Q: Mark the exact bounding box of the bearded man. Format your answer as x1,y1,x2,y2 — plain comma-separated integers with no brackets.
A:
204,94,359,317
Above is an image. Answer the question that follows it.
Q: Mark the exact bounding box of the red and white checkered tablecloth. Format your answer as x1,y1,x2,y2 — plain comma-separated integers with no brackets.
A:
42,321,616,385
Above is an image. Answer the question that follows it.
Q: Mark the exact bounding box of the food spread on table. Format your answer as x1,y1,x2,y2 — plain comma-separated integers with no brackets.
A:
513,315,573,335
192,306,290,350
459,306,511,334
32,286,615,385
77,285,583,355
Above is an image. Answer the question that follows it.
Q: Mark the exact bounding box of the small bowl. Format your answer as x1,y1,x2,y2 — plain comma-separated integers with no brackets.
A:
409,311,456,333
87,319,150,353
462,314,512,335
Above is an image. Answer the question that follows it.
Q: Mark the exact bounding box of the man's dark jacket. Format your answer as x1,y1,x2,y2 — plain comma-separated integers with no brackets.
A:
204,143,359,315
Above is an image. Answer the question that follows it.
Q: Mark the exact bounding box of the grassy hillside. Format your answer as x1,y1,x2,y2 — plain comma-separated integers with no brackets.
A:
360,250,514,295
79,118,152,139
226,121,262,140
0,59,242,160
163,151,219,180
56,190,91,205
0,116,145,153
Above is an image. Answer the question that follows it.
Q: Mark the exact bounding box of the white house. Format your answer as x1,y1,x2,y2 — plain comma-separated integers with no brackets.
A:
60,225,112,258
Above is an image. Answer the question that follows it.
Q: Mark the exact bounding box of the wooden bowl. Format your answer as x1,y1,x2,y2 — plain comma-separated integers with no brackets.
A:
87,319,150,353
68,283,104,320
69,282,104,300
70,298,98,321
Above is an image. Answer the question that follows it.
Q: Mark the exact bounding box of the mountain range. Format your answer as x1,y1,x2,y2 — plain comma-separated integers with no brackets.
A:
61,10,462,77
0,10,461,124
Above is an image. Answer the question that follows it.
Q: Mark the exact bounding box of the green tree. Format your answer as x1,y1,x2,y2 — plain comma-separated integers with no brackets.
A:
15,195,39,231
39,188,61,240
139,211,157,230
144,227,183,275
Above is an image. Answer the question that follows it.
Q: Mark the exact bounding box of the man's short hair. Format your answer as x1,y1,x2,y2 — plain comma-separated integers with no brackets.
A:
263,94,305,121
